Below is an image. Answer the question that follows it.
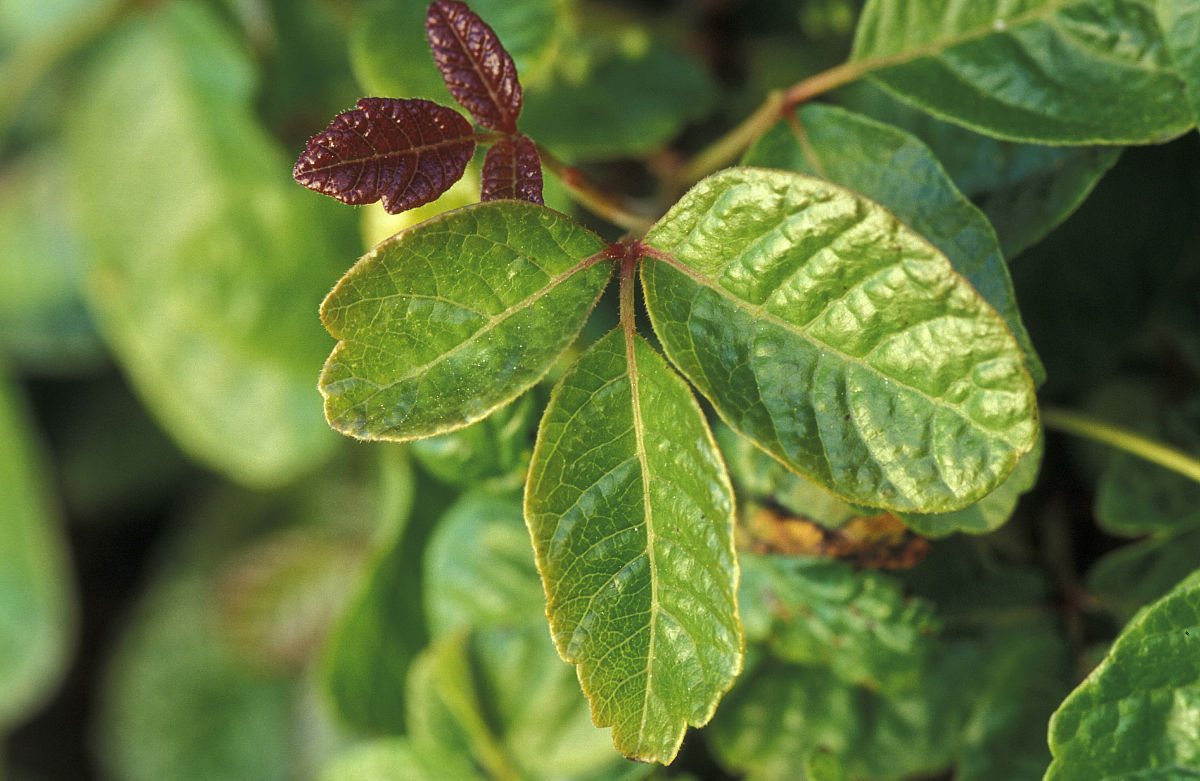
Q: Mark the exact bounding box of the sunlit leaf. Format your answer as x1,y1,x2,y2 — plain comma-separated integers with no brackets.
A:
294,98,475,214
743,104,1043,385
851,0,1195,144
1046,568,1200,779
320,201,610,441
642,167,1039,512
481,135,543,203
526,329,741,763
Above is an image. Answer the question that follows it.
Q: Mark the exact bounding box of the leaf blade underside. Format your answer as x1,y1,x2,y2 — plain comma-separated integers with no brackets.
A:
851,0,1195,144
642,167,1039,513
481,135,543,204
294,97,475,215
426,0,523,133
525,329,742,764
320,201,610,441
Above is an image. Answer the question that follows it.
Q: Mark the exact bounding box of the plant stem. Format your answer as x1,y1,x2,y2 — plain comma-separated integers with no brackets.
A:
681,59,874,183
619,248,637,338
1041,407,1200,484
535,143,656,235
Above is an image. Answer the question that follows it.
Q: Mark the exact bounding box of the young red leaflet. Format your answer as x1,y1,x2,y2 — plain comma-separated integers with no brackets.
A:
481,136,543,203
426,0,522,133
293,97,475,214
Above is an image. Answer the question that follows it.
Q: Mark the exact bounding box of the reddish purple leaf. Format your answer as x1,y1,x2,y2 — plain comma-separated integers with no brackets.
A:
426,0,522,133
481,135,544,204
293,97,475,214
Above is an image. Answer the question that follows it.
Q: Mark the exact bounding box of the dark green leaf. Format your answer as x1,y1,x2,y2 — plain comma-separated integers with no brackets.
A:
833,80,1121,258
0,371,75,731
851,0,1195,144
642,167,1039,512
1158,0,1200,123
407,626,652,781
411,391,535,493
525,329,741,763
738,555,938,693
1046,568,1200,779
320,201,610,441
743,105,1043,385
66,1,357,485
423,492,544,636
1088,527,1200,623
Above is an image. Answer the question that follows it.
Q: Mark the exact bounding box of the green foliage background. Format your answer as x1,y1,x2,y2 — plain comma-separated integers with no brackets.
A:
2,0,1200,778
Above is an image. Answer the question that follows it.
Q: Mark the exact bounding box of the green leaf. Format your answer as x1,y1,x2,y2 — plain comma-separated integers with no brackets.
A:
0,150,101,372
850,0,1195,144
643,167,1039,512
738,555,938,693
319,738,481,781
900,434,1043,538
320,202,610,441
408,626,653,781
423,492,544,637
1158,0,1200,123
321,460,447,734
0,370,74,732
833,81,1121,258
743,105,1044,385
525,328,742,763
1088,527,1200,623
411,391,535,494
66,1,358,485
1046,568,1200,779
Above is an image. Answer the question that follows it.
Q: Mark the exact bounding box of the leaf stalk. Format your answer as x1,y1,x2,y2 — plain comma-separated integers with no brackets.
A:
1041,407,1200,484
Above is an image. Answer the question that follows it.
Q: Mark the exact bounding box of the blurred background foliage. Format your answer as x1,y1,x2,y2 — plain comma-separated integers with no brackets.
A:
1,0,1199,778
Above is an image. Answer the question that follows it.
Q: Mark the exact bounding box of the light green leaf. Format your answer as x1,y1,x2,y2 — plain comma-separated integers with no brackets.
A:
412,392,535,494
525,328,742,763
642,167,1039,512
1046,568,1200,779
408,626,652,781
0,150,101,372
66,1,358,486
0,371,74,732
738,555,938,693
423,492,544,637
850,0,1195,144
1158,0,1200,123
320,202,610,442
742,104,1043,385
319,738,481,781
900,434,1043,538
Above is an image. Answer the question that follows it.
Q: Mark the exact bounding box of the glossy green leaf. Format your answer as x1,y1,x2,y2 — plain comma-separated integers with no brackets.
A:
851,0,1195,144
642,167,1039,512
743,105,1043,385
0,371,74,731
525,328,742,763
1046,568,1200,779
320,202,610,441
408,626,652,781
1158,0,1200,123
66,1,357,485
412,391,535,494
900,434,1043,538
738,555,938,693
423,492,544,637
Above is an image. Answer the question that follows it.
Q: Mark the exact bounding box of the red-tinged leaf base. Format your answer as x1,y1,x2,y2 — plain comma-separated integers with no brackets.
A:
293,97,475,214
426,0,522,132
482,136,543,204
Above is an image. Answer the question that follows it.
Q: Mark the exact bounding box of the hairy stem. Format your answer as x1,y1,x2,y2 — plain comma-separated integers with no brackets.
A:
536,143,656,235
1042,407,1200,484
